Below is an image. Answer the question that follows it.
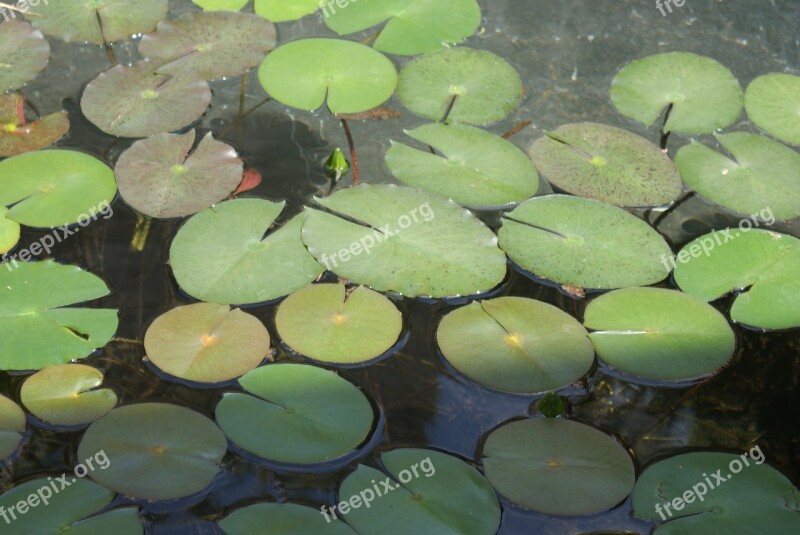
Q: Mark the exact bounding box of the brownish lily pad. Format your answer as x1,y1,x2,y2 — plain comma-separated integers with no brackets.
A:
0,94,69,157
0,20,50,91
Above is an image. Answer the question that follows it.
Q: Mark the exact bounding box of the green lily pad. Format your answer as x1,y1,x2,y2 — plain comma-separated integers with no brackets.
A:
215,363,374,464
193,0,250,11
0,21,50,91
436,297,594,394
499,195,673,290
673,229,800,330
633,452,800,534
20,364,117,426
139,11,276,81
144,303,270,383
115,130,243,219
26,0,168,45
385,123,541,208
0,261,118,371
528,123,684,207
275,284,403,365
397,48,524,125
584,288,736,381
0,206,21,254
258,38,397,114
745,73,800,146
337,448,501,535
78,403,227,501
0,94,70,158
219,503,358,535
254,0,322,21
610,52,743,134
301,184,507,298
0,394,25,460
170,199,322,305
675,132,800,220
324,0,481,56
81,60,211,138
481,418,635,516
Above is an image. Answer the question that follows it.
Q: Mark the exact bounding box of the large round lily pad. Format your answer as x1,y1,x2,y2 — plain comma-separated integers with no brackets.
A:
219,503,358,535
0,394,25,460
481,418,635,516
745,73,800,146
258,38,398,114
528,123,684,207
253,0,321,21
0,21,50,91
215,363,374,464
610,52,743,134
584,288,736,381
436,297,594,394
78,403,227,501
0,94,69,157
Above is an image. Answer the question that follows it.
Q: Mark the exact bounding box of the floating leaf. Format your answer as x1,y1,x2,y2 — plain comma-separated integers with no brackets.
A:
0,394,25,460
528,123,683,207
219,503,358,535
610,52,743,134
193,0,250,11
0,21,49,91
498,195,673,289
253,0,322,21
481,418,635,516
397,48,523,125
584,288,736,381
115,130,243,219
745,73,800,146
78,403,227,501
386,123,540,208
215,363,374,464
436,297,594,394
170,199,322,305
0,206,21,254
258,38,397,114
0,94,70,157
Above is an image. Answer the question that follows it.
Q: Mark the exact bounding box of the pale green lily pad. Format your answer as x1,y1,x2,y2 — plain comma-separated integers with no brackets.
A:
258,39,397,114
115,130,243,219
81,60,211,138
301,184,507,298
254,0,322,21
78,403,227,501
338,448,501,535
675,132,800,220
437,297,594,394
528,123,684,207
0,94,70,157
674,229,800,330
610,52,743,134
215,363,374,464
499,195,673,290
386,123,540,208
144,303,270,383
745,73,800,146
397,48,524,124
0,149,117,228
0,21,50,91
324,0,481,55
0,261,118,371
193,0,250,11
0,206,21,254
139,11,276,81
170,199,322,305
219,503,358,535
275,284,402,364
21,364,117,426
0,394,25,460
633,452,800,534
584,288,736,381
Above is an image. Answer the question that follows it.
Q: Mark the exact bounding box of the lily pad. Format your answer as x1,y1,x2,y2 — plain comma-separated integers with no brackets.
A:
170,199,322,305
437,297,594,394
81,60,211,138
745,73,800,146
481,418,635,516
337,448,501,535
397,48,524,124
0,394,25,460
584,288,736,381
275,284,403,365
144,303,270,383
115,130,243,219
633,452,800,534
193,0,250,11
254,0,322,21
673,229,800,330
20,364,117,426
0,206,21,254
219,503,358,535
139,11,276,81
499,195,673,290
324,0,481,56
301,184,507,298
216,363,374,464
675,132,800,220
610,52,743,134
78,403,227,501
0,21,50,91
0,261,118,371
0,94,70,157
258,38,397,114
385,123,540,208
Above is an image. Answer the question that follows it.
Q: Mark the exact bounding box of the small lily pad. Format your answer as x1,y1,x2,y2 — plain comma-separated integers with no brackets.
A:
0,394,25,460
0,206,21,254
745,73,800,146
193,0,250,11
0,94,70,157
254,0,322,21
219,503,358,535
0,21,50,91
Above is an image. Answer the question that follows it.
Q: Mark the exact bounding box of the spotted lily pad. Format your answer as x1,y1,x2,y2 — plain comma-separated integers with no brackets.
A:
0,206,21,254
253,0,322,21
193,0,250,11
0,21,50,91
745,73,800,146
0,94,70,157
0,394,25,460
219,503,358,535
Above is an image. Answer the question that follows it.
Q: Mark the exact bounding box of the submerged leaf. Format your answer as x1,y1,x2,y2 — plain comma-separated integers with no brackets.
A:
0,394,25,460
0,20,50,91
745,73,800,146
0,94,69,157
220,503,357,535
0,206,21,254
